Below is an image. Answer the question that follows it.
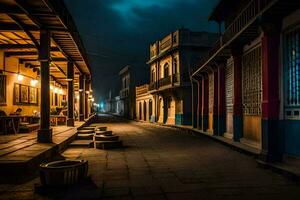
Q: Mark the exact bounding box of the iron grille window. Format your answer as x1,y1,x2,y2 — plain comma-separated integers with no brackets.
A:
0,75,6,104
225,59,234,113
242,46,262,116
284,27,300,119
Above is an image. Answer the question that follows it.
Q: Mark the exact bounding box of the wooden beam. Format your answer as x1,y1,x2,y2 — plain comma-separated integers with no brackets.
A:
0,44,60,52
52,63,66,76
7,14,40,48
5,51,37,56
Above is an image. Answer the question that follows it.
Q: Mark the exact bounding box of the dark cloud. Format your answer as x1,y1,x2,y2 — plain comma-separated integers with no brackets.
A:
64,0,219,102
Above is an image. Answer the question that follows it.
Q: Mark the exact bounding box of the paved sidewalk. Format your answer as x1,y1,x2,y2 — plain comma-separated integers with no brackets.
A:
0,122,84,181
0,116,299,199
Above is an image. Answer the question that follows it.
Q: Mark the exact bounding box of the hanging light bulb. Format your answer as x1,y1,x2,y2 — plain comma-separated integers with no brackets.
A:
53,87,58,93
30,79,38,86
17,74,24,82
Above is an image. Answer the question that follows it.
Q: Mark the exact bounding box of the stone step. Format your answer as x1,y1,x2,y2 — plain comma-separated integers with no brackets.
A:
77,129,95,134
77,133,94,140
93,135,119,142
69,140,94,148
95,130,113,136
94,140,123,149
80,127,95,131
95,126,107,131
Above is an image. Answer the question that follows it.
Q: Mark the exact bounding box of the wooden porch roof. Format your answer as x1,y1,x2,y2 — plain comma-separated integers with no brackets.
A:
0,0,91,88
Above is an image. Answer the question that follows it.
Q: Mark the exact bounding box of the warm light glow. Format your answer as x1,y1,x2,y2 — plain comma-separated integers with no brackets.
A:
17,74,24,82
30,79,38,86
59,89,63,95
86,91,90,94
76,95,80,100
91,98,95,102
53,87,58,93
78,89,83,92
50,85,54,90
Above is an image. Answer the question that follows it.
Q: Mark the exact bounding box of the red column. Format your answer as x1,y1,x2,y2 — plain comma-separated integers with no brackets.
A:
202,75,208,131
197,79,202,129
261,22,282,162
261,32,280,120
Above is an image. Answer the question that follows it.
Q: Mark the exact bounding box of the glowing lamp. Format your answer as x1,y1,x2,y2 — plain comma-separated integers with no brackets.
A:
53,87,58,93
30,79,38,86
17,74,24,82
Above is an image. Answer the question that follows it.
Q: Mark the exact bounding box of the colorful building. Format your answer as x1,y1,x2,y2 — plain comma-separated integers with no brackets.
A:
146,29,218,125
191,0,300,161
0,0,93,142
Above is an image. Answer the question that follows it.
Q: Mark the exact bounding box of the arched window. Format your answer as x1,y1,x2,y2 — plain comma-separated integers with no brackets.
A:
164,63,169,78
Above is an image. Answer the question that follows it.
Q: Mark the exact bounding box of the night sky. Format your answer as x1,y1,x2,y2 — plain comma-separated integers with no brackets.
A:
64,0,219,102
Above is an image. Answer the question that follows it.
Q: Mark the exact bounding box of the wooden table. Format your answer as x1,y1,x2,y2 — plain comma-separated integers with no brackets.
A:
50,115,67,126
0,115,21,134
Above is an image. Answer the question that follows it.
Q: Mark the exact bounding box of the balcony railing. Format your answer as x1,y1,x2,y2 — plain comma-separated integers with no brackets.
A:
192,0,277,76
223,0,276,44
159,76,172,87
120,88,129,99
136,84,149,96
149,82,157,91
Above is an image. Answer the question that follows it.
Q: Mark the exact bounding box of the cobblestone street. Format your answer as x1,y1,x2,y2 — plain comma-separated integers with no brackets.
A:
1,115,300,200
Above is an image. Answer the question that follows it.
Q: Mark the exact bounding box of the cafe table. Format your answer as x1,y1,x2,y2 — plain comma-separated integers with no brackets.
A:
0,115,21,134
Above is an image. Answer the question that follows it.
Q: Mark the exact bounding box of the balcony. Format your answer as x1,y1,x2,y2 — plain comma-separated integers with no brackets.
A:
136,84,149,96
222,0,277,44
193,0,278,76
120,88,129,99
159,76,172,87
149,82,157,91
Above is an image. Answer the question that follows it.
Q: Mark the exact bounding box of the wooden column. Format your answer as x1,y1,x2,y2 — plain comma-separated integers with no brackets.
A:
67,61,74,126
79,74,85,121
84,79,89,119
261,22,282,162
232,48,243,141
202,75,209,131
218,64,226,136
37,30,52,143
213,69,219,135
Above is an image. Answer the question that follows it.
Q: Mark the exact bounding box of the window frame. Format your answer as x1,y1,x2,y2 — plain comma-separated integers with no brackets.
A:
0,74,6,105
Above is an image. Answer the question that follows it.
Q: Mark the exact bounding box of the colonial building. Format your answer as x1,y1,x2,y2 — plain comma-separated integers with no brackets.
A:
191,0,300,161
119,65,135,119
146,29,218,125
135,84,154,122
0,0,93,142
